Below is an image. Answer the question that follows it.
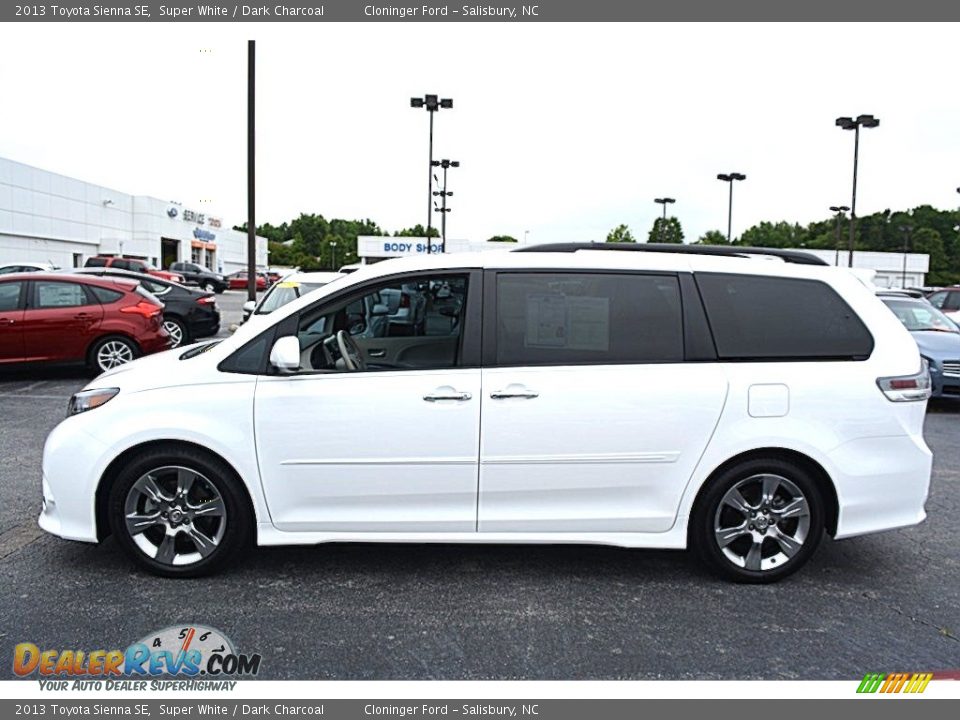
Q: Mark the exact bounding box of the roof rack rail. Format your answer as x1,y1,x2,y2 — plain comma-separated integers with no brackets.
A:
512,243,828,266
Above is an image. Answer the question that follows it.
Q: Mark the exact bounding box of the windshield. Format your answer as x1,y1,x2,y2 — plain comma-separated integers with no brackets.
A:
883,298,959,333
256,281,327,314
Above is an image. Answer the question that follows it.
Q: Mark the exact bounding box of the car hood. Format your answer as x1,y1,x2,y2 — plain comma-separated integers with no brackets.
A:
85,342,218,394
912,330,960,358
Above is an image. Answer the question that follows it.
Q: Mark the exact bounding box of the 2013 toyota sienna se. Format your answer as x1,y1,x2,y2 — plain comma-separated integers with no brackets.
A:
39,244,933,582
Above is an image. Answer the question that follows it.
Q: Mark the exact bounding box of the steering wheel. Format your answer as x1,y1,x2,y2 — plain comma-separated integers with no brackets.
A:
336,330,367,371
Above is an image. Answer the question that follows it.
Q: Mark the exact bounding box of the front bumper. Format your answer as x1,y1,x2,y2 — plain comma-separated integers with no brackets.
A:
38,421,112,543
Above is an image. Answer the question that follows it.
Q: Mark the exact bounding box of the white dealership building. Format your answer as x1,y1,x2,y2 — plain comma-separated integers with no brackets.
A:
0,156,267,273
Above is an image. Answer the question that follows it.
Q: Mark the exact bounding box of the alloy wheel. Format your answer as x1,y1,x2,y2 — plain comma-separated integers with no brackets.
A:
123,466,227,567
713,473,811,572
97,340,134,370
162,320,184,348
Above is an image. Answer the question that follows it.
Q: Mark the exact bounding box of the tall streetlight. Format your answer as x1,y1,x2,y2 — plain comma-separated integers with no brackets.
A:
654,197,675,220
836,114,880,267
716,173,746,243
410,94,453,254
329,240,337,271
829,205,850,266
431,158,458,253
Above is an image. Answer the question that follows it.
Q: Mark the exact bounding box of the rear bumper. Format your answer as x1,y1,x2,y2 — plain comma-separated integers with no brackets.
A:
831,433,932,539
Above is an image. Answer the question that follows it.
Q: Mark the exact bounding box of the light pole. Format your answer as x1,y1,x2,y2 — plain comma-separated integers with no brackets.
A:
410,94,453,255
524,230,530,244
836,114,880,267
329,241,337,271
716,173,746,243
829,205,850,266
431,159,458,253
654,197,675,243
899,225,912,288
654,197,675,220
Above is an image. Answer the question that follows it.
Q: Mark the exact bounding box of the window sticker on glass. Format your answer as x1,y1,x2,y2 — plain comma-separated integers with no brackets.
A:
524,294,609,352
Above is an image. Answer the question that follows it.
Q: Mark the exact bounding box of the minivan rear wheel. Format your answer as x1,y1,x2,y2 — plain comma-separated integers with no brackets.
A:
692,458,824,583
107,447,252,578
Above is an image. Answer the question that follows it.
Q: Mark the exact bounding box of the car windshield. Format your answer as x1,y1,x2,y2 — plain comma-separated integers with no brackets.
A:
256,281,327,314
882,298,959,333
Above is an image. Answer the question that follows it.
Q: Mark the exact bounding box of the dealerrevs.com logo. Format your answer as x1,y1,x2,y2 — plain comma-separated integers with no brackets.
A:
856,672,933,694
13,625,261,690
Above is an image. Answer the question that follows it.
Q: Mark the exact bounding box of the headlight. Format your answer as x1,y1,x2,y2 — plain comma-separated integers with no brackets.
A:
67,388,120,417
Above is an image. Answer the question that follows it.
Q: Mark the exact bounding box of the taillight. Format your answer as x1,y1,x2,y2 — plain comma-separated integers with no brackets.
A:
120,300,163,318
876,360,932,402
196,296,216,306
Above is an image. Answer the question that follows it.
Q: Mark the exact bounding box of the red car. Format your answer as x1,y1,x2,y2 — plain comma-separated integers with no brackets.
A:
0,273,170,374
226,271,268,290
85,256,185,284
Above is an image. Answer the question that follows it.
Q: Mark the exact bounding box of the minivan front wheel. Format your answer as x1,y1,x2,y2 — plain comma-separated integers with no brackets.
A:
692,458,824,583
107,448,252,577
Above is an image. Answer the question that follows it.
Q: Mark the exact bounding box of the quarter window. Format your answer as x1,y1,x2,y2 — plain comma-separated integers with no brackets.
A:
696,273,874,360
494,272,684,366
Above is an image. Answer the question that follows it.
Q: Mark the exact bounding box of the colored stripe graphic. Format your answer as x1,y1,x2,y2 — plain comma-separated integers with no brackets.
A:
857,672,932,694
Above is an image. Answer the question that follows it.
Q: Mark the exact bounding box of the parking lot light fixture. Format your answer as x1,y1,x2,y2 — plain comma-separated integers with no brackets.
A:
431,159,458,252
829,205,850,266
716,173,746,243
411,94,453,254
653,197,676,220
836,113,880,267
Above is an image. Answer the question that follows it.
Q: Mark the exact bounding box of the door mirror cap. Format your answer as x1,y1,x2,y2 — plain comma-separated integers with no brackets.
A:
269,336,301,372
242,300,256,313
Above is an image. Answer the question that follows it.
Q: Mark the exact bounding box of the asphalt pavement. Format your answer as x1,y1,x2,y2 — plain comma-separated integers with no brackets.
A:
0,290,957,679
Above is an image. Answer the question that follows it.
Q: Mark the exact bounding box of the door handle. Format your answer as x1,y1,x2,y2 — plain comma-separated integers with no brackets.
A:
424,389,472,402
368,349,386,358
490,387,539,400
0,318,14,325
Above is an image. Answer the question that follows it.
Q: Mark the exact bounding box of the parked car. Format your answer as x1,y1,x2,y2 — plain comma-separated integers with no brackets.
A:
242,271,345,324
0,272,169,373
85,256,185,284
168,262,227,294
226,271,267,291
69,268,220,348
880,294,960,399
0,262,60,274
926,286,960,322
39,245,932,582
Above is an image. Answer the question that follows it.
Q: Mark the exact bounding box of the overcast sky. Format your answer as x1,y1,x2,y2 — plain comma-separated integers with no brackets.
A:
1,22,958,244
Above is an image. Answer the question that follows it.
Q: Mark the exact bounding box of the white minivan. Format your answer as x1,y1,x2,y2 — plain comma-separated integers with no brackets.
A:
39,245,933,582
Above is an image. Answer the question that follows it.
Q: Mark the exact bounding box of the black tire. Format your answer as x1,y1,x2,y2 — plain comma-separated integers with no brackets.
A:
162,316,189,349
107,446,253,578
691,458,825,583
88,335,139,374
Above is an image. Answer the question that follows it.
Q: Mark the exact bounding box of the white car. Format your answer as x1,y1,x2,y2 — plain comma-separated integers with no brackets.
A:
241,271,345,325
0,262,60,274
40,245,932,582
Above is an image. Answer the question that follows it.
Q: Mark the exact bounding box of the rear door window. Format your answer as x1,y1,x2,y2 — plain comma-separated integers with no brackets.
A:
34,281,93,308
494,272,684,366
696,273,874,360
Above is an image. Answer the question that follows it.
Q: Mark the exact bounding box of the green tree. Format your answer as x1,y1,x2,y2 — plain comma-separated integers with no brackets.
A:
648,217,684,244
395,224,439,238
605,224,636,243
737,221,808,248
487,235,518,243
696,230,730,245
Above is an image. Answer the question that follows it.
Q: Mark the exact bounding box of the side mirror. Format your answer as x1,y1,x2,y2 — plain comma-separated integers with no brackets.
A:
242,300,256,314
269,336,301,372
